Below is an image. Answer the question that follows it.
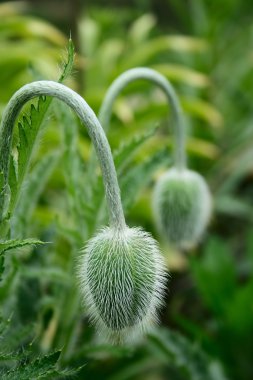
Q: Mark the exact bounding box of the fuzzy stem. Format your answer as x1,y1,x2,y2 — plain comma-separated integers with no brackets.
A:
0,81,126,230
99,67,187,170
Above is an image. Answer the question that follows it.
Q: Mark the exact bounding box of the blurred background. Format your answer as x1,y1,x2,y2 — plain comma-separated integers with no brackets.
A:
1,1,253,379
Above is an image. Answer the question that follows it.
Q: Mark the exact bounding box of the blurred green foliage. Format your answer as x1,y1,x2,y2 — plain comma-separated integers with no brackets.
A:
0,1,253,379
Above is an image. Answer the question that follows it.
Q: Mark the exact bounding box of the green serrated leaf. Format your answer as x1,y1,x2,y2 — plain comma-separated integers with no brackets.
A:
0,238,46,254
59,38,75,83
90,147,171,230
2,351,60,380
120,148,170,212
13,151,59,236
113,126,158,174
1,350,82,380
54,100,89,242
0,322,33,354
6,40,75,222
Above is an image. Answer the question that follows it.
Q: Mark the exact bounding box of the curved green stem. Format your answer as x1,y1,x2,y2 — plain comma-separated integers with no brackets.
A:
0,81,126,230
99,67,187,170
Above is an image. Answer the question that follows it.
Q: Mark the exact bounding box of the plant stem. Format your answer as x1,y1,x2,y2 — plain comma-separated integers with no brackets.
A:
0,81,126,230
99,67,187,170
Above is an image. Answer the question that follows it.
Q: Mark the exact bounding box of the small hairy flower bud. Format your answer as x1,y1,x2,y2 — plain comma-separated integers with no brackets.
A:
78,226,167,343
153,168,212,249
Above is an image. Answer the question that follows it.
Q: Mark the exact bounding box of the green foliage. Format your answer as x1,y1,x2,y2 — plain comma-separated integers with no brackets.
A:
0,35,78,377
3,3,252,379
0,238,45,254
13,151,60,237
7,39,75,219
77,327,227,379
120,148,170,212
148,328,228,380
178,233,253,380
114,126,158,173
80,11,221,161
0,350,81,380
0,3,68,103
55,101,89,243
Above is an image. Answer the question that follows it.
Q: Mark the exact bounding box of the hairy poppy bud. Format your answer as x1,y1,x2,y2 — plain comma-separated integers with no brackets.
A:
78,226,167,343
153,168,212,249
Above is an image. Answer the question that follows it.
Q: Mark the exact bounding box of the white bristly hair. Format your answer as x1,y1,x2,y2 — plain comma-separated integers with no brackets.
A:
153,168,212,249
77,226,168,344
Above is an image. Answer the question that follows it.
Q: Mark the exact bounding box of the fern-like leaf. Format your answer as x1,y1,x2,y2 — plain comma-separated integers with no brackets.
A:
7,39,75,217
120,148,170,212
59,38,75,82
1,350,81,380
113,125,158,174
13,151,59,236
55,101,88,243
0,238,45,286
0,238,45,254
85,128,161,231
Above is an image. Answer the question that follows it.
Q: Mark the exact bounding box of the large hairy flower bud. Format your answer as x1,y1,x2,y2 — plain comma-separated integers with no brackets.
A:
78,226,167,343
153,168,212,249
